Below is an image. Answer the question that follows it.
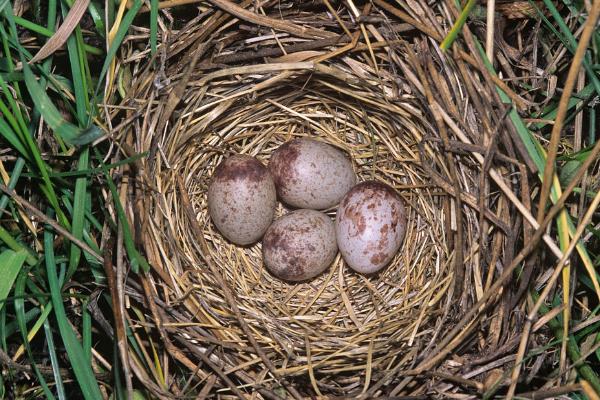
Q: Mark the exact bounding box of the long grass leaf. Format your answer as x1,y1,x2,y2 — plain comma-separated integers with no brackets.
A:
13,270,56,399
23,63,102,146
94,147,150,273
537,296,600,392
68,149,89,278
93,0,142,119
0,116,31,160
150,0,158,54
537,0,600,95
12,15,101,55
11,299,53,361
44,223,104,399
43,318,67,400
62,0,92,278
0,249,28,312
0,226,38,265
440,0,478,51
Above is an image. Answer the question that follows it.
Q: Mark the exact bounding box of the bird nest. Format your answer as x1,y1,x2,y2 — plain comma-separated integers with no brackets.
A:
109,0,536,397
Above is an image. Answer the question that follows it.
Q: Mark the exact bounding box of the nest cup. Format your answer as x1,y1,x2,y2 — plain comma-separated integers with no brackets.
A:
163,75,451,386
115,1,523,396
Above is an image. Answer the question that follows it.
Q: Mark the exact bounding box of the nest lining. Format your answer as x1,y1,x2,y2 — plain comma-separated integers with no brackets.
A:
150,78,453,378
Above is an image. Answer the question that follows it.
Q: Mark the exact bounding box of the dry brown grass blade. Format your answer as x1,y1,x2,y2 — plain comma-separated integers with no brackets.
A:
29,0,90,63
371,0,442,40
138,0,202,13
102,239,133,398
207,0,335,39
516,383,583,399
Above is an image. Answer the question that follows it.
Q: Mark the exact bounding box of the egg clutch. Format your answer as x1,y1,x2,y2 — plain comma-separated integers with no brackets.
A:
207,138,407,281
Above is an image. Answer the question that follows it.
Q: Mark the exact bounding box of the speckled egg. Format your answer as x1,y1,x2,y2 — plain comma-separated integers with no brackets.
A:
208,154,276,245
269,138,356,210
336,181,407,274
262,209,338,281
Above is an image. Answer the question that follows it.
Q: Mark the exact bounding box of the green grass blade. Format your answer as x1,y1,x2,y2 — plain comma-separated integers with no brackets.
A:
92,0,142,118
0,116,31,160
0,158,25,212
0,226,38,266
82,300,92,362
68,149,89,278
61,0,92,278
87,1,106,36
440,0,478,51
537,0,600,95
12,15,102,55
62,1,89,123
23,64,103,146
533,83,596,130
0,249,28,312
44,223,104,400
43,318,67,400
537,295,600,392
2,307,40,337
94,147,150,273
13,270,56,400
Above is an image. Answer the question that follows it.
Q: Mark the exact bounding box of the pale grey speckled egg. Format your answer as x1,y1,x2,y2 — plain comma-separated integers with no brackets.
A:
269,138,356,210
336,181,407,274
208,154,276,245
262,209,337,281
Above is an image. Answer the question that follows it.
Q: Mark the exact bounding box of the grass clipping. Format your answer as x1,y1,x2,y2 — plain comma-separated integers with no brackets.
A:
111,1,531,396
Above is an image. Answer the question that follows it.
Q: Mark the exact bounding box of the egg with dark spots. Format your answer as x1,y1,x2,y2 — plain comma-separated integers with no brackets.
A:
208,154,276,245
336,181,407,274
269,138,356,210
262,209,338,281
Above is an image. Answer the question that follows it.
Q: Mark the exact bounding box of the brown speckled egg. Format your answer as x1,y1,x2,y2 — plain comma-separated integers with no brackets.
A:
208,154,276,245
336,181,407,274
262,209,337,281
269,138,356,210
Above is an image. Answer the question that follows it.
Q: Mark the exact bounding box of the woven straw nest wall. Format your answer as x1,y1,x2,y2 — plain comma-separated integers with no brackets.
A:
110,0,537,397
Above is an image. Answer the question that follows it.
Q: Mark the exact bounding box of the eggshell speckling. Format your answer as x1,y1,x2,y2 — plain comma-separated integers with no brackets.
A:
208,154,276,245
269,138,356,210
262,209,337,281
336,181,407,274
